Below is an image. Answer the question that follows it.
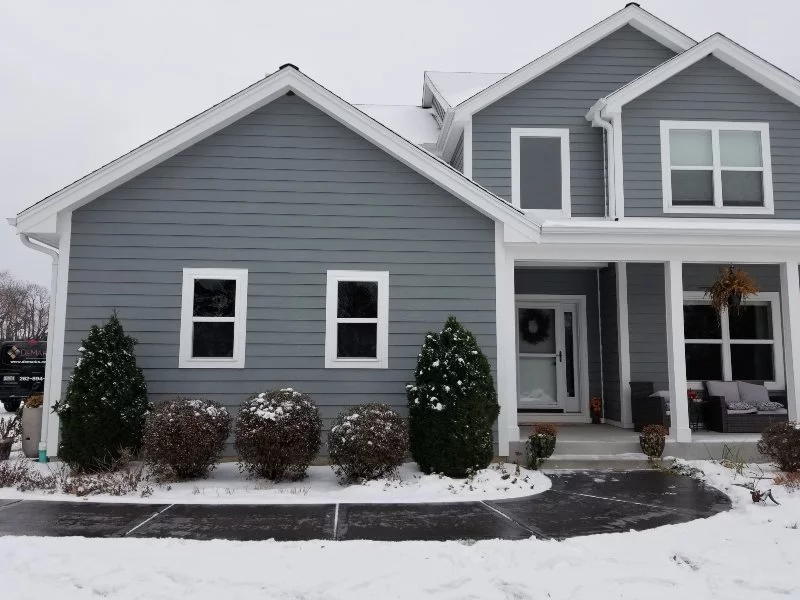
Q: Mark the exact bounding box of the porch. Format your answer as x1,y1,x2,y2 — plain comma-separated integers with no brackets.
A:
493,252,800,457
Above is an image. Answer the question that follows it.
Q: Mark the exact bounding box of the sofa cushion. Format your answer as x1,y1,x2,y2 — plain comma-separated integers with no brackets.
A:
756,401,785,412
706,381,741,407
737,381,770,408
757,408,788,415
728,407,758,414
727,402,757,413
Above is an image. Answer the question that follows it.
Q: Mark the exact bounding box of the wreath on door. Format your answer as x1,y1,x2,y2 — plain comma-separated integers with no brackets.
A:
519,309,551,346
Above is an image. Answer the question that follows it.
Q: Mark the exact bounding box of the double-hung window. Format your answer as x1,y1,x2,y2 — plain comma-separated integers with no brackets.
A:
179,268,248,368
325,270,389,368
511,128,571,217
683,292,783,388
661,121,773,214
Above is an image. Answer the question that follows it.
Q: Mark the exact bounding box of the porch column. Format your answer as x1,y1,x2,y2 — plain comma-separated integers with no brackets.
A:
779,262,800,421
495,223,519,456
616,262,633,428
664,260,691,442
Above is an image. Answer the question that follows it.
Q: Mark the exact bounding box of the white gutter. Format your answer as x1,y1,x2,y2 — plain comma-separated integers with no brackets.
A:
587,99,615,219
17,230,59,463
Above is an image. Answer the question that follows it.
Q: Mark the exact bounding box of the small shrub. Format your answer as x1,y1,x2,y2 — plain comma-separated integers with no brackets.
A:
640,424,668,458
407,316,500,478
329,404,408,483
758,422,800,472
24,394,44,409
143,397,231,481
0,416,20,441
235,388,321,481
526,423,558,469
774,472,800,492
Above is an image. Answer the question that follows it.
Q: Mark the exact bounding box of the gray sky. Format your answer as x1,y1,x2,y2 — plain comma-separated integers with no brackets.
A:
2,0,798,286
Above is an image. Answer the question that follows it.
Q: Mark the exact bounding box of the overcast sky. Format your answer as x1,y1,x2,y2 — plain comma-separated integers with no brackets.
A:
2,0,798,286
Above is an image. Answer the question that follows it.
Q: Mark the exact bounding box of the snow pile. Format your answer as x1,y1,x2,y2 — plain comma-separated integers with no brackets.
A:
0,460,550,504
2,461,799,599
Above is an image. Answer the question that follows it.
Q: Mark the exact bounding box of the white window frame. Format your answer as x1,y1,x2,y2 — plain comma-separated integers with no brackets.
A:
660,121,774,215
511,128,571,218
179,268,248,369
325,270,389,369
683,291,784,390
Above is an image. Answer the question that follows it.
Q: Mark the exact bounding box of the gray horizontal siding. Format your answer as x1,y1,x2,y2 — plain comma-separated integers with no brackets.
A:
473,26,675,217
623,56,800,218
64,94,497,452
599,265,620,421
450,132,464,172
515,268,603,402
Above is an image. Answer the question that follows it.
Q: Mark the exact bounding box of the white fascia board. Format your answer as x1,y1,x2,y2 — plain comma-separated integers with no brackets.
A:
600,34,800,114
453,5,694,119
15,67,540,242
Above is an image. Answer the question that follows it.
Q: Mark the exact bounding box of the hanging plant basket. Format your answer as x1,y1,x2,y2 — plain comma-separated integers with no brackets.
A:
706,266,759,316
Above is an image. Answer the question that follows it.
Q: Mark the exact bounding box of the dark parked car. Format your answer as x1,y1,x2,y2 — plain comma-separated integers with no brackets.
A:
0,340,46,412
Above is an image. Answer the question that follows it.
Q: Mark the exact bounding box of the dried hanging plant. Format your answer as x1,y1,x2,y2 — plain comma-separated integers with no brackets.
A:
706,266,759,315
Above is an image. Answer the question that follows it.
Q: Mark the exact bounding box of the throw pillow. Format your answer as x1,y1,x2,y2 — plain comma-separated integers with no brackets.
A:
706,381,741,406
756,401,785,412
727,401,756,411
737,381,770,408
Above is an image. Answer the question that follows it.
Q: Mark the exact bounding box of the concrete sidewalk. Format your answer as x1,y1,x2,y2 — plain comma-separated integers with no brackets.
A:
0,471,731,542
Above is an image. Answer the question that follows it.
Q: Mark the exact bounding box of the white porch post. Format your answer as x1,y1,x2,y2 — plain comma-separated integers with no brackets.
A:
779,262,800,421
664,260,691,442
495,223,519,456
616,262,633,428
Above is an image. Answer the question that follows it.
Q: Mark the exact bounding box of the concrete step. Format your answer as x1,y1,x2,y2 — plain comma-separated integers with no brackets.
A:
542,454,666,470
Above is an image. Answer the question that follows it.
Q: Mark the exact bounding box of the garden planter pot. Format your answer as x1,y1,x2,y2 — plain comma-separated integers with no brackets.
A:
0,438,12,461
639,433,665,458
21,406,43,459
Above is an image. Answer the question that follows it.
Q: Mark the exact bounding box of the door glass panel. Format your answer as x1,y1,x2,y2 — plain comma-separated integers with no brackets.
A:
518,356,557,405
564,311,575,398
518,308,556,354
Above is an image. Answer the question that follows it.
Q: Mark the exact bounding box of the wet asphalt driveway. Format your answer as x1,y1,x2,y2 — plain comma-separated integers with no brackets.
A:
0,470,731,541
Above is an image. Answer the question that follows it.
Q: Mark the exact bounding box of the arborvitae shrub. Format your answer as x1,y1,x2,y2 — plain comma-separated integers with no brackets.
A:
143,397,231,481
55,313,150,472
758,422,800,472
406,316,500,477
328,403,408,483
235,388,321,481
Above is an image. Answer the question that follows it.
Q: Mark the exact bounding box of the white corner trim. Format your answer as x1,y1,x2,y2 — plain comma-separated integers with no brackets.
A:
610,112,625,219
325,270,389,369
179,268,248,369
779,262,800,421
600,33,800,115
660,121,774,215
511,128,571,218
463,119,473,179
616,262,633,428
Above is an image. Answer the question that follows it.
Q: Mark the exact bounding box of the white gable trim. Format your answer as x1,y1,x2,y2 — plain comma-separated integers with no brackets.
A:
14,67,540,242
596,34,800,115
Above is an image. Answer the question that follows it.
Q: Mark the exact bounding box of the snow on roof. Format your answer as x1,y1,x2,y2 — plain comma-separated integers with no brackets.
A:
425,71,509,107
355,104,440,145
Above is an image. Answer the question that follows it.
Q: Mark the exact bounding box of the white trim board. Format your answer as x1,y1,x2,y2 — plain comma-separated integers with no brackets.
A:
511,128,571,219
13,67,540,243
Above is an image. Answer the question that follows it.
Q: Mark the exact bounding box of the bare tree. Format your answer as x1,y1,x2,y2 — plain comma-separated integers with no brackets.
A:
0,271,50,340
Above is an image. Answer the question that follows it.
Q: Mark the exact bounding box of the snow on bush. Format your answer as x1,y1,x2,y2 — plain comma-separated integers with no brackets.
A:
328,404,408,483
235,389,321,481
143,397,231,481
407,316,499,478
757,421,800,472
55,312,150,473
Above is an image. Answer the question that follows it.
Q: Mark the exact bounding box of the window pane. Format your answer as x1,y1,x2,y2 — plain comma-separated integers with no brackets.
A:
671,170,714,205
193,279,236,318
670,130,712,166
337,323,378,358
720,130,762,167
518,308,556,354
685,343,723,381
729,304,772,339
337,281,378,318
731,344,774,381
721,171,763,206
684,304,721,339
192,322,234,358
519,136,562,210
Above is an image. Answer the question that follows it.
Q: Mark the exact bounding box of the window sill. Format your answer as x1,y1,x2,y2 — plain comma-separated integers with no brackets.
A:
325,357,388,369
179,357,245,369
664,205,774,216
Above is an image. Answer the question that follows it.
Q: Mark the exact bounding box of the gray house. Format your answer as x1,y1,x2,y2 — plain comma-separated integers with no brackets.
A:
13,4,800,459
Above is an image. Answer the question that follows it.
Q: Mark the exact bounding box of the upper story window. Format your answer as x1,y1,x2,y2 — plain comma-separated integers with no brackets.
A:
661,121,774,214
325,270,389,369
511,128,571,218
179,268,248,368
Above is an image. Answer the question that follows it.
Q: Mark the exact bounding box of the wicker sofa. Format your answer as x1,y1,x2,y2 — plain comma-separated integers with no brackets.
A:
630,381,670,432
701,380,789,433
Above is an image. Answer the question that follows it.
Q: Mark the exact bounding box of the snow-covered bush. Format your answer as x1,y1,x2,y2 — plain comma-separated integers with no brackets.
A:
406,316,500,478
235,389,321,481
758,422,800,472
328,404,408,483
55,312,150,472
143,397,231,481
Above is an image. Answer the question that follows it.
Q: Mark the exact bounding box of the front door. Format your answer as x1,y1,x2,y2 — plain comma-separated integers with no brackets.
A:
516,300,581,412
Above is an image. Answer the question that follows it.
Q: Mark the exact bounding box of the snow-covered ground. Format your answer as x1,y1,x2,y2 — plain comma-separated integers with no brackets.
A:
0,459,551,504
1,460,798,599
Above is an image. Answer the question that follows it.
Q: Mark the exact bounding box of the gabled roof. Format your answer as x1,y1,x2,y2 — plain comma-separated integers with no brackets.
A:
589,33,800,116
423,72,508,109
355,104,440,146
13,66,540,242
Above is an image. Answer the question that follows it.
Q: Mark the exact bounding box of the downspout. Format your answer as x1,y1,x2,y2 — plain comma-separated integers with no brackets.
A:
18,232,59,463
589,100,616,220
